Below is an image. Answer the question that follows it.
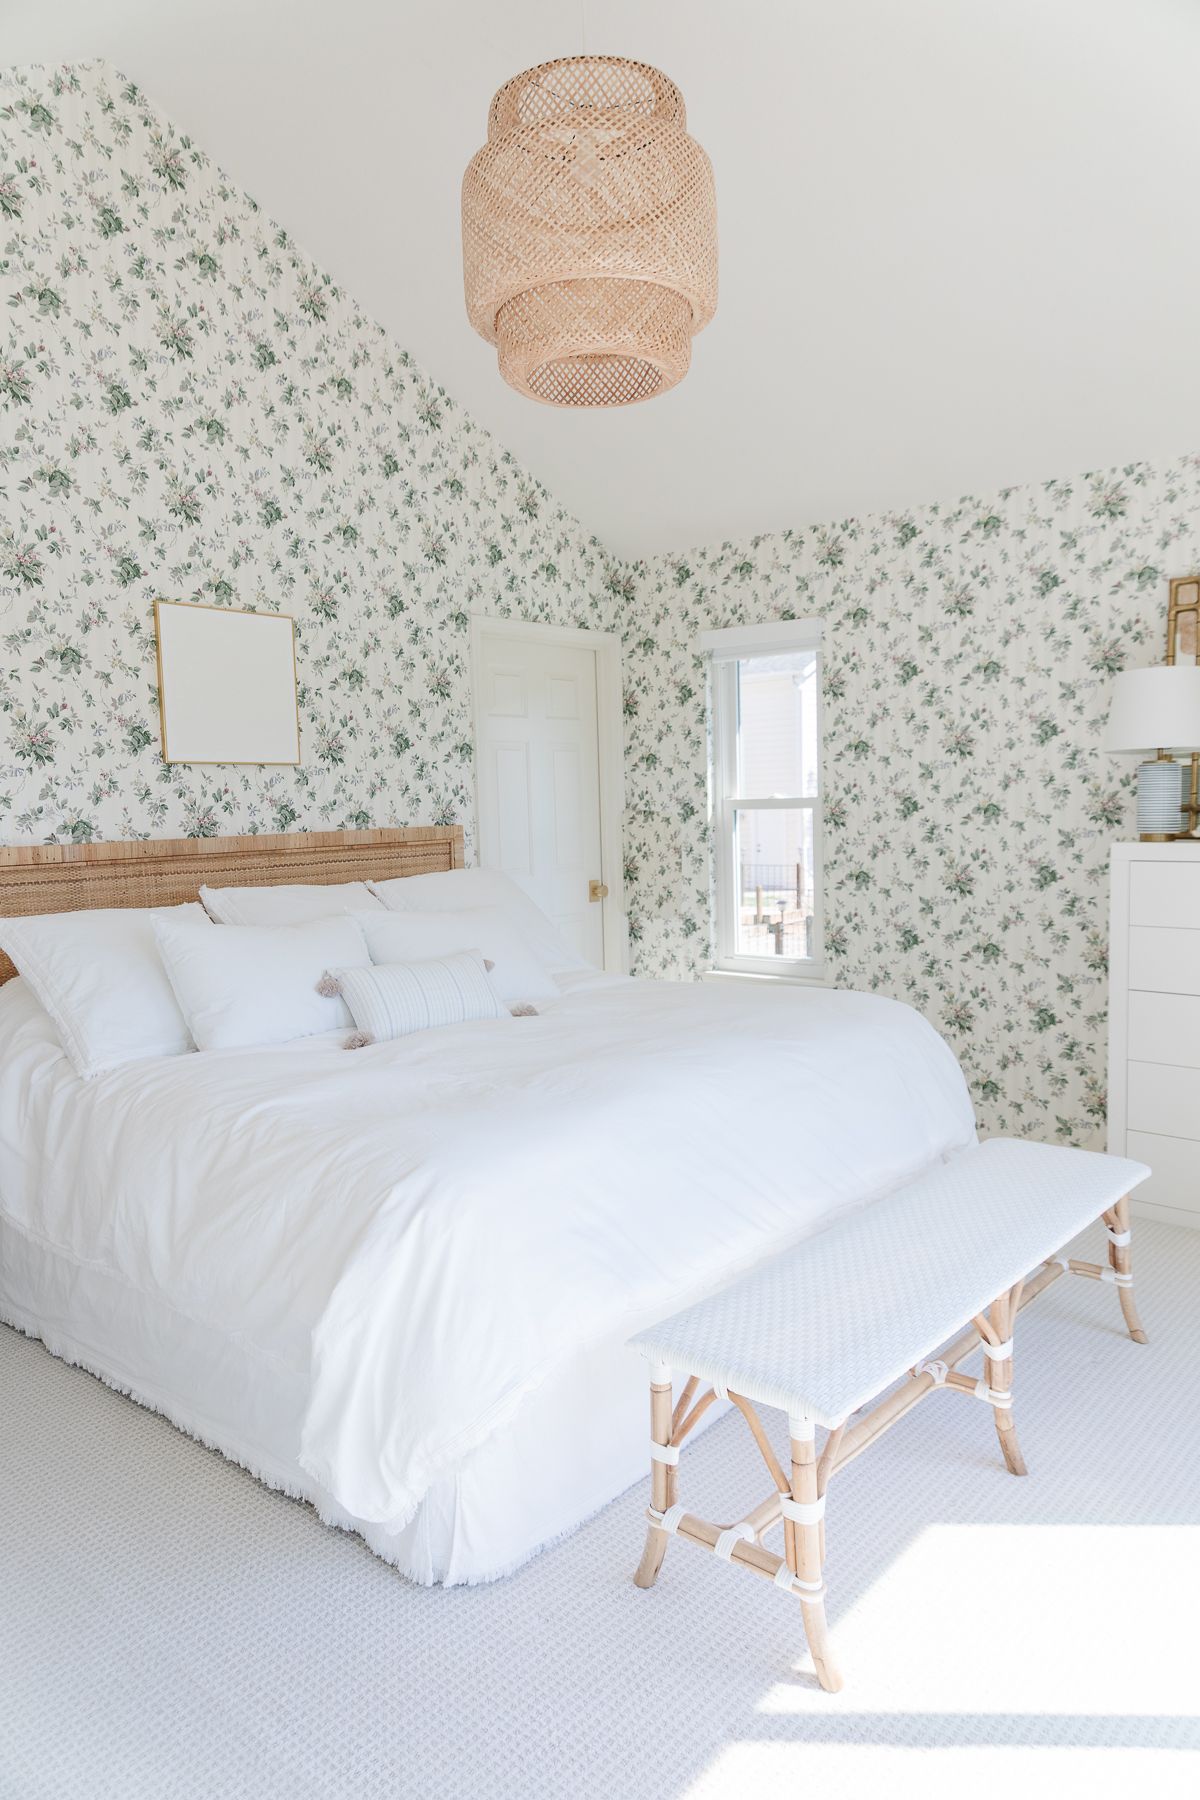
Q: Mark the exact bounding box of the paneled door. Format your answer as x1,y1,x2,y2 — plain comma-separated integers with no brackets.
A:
473,624,610,968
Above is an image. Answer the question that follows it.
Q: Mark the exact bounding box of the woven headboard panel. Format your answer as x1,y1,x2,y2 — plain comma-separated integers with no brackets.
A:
0,825,464,984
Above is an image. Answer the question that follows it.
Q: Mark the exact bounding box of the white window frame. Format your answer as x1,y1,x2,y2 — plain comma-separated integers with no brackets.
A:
702,618,825,982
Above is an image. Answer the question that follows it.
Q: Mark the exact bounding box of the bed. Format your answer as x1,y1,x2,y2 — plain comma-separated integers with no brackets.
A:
0,827,977,1585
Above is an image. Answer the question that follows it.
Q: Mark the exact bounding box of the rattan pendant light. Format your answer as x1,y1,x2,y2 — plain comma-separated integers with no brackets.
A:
462,56,717,408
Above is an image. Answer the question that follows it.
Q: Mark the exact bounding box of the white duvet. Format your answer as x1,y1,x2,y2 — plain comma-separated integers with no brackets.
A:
0,971,975,1534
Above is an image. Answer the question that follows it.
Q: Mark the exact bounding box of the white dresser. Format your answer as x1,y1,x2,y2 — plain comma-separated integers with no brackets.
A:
1109,841,1200,1228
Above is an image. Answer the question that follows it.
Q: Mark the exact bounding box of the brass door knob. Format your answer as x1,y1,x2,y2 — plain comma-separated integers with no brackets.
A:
588,879,609,903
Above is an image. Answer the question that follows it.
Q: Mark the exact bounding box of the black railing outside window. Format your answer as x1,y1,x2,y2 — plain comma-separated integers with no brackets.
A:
737,862,814,958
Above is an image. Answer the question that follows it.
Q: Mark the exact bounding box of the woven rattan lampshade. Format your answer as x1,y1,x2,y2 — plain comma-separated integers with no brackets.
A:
462,56,717,408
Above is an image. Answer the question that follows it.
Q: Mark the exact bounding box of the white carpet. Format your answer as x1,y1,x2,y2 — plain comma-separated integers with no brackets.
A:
2,1220,1199,1800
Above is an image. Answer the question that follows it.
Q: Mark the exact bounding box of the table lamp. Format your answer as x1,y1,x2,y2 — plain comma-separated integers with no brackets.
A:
1104,664,1200,839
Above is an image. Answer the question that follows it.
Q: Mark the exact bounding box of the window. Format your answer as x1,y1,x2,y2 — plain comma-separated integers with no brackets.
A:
703,619,823,978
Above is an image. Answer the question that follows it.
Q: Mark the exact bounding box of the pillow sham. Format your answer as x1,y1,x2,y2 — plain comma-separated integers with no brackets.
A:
352,906,558,1004
368,868,587,976
330,951,509,1046
0,903,208,1079
153,913,370,1051
199,880,385,926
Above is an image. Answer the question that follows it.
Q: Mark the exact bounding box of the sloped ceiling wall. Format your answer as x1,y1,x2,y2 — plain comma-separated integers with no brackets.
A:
6,0,1200,558
0,61,618,845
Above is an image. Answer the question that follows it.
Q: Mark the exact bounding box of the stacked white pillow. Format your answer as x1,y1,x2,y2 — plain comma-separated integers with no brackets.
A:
0,903,208,1079
352,906,558,1005
199,881,384,925
368,868,585,977
0,867,572,1072
153,913,371,1050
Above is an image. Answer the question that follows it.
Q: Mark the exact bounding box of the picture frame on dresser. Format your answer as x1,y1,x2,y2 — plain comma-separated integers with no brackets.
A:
1108,839,1200,1228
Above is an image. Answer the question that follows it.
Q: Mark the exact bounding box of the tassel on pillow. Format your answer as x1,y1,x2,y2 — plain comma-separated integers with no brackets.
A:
509,1002,538,1017
343,1030,374,1050
316,972,342,998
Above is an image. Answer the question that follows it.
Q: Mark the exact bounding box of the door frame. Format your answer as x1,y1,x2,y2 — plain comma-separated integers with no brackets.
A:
469,613,628,975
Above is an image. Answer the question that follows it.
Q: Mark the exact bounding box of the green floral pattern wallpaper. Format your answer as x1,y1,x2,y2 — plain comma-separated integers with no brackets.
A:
0,61,615,846
5,61,1200,1145
622,463,1200,1142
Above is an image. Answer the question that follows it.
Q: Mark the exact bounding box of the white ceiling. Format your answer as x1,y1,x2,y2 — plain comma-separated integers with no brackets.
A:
6,0,1200,559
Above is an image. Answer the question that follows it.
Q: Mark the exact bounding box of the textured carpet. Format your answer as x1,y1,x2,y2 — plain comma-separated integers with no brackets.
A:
2,1219,1198,1800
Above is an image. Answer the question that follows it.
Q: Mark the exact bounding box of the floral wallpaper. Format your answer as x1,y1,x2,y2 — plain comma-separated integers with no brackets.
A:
622,460,1200,1142
4,61,1199,1146
0,61,616,847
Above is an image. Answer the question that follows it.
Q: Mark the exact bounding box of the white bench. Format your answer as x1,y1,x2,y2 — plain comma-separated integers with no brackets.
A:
628,1138,1150,1692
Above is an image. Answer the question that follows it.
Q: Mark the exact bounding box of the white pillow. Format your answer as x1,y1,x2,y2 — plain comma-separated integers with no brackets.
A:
200,881,385,926
332,952,510,1045
368,868,587,975
352,906,558,1004
0,903,207,1079
153,914,370,1051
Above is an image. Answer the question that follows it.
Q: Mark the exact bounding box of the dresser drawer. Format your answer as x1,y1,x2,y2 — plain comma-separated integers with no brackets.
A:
1130,858,1200,929
1126,1129,1200,1222
1126,1059,1200,1139
1128,989,1200,1067
1129,926,1200,996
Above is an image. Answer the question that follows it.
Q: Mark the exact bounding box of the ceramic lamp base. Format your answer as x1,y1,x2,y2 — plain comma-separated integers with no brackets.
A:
1136,758,1186,838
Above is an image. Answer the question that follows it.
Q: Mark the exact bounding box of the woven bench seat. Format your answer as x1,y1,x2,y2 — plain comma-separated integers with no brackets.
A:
627,1137,1151,1693
631,1138,1147,1428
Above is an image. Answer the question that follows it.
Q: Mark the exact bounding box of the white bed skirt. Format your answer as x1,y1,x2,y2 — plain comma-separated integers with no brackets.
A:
0,1212,717,1586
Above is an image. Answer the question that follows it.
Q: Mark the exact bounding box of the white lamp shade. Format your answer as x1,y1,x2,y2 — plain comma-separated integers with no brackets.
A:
1104,665,1200,754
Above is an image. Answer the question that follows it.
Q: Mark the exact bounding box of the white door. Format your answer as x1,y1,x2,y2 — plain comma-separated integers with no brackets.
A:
474,628,606,967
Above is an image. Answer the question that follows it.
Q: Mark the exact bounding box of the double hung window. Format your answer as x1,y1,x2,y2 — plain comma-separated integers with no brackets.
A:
704,620,823,978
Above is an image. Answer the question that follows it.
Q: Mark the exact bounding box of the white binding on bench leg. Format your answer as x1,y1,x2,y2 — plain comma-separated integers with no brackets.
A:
1100,1267,1135,1288
714,1522,756,1560
973,1377,1013,1406
916,1358,948,1384
1106,1227,1132,1247
649,1440,680,1465
647,1502,687,1535
775,1564,825,1599
780,1494,826,1525
981,1337,1014,1361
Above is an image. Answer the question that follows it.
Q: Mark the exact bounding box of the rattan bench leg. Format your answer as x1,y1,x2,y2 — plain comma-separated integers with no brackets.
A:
633,1522,670,1589
976,1282,1027,1477
1105,1193,1148,1345
634,1368,675,1589
789,1420,843,1694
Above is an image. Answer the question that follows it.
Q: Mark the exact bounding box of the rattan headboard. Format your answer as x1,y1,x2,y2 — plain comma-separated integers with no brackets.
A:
0,825,464,984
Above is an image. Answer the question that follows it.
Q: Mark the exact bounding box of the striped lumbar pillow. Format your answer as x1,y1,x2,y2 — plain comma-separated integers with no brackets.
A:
327,950,509,1046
